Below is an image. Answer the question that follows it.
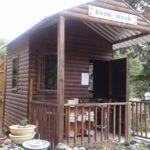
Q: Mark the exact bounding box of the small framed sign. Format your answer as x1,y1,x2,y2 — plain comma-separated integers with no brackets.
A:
89,5,137,25
81,73,89,86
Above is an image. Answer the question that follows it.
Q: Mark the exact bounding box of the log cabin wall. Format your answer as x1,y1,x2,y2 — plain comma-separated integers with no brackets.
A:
65,20,112,100
30,20,112,103
3,37,29,129
29,25,57,103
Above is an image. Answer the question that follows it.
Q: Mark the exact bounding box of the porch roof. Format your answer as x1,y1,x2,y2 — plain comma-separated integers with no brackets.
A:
5,0,150,50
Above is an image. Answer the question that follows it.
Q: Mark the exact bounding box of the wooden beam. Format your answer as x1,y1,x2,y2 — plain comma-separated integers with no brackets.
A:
62,11,150,33
56,15,65,143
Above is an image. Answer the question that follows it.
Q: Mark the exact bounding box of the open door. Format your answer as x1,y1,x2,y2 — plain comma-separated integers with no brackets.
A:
92,60,110,99
111,58,128,135
111,58,128,102
92,58,128,102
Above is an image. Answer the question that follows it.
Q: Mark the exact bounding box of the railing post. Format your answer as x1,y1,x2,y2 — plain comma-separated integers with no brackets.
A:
126,102,131,143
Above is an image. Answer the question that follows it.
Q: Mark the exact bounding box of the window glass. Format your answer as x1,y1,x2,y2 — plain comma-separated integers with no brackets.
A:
12,57,18,88
40,55,57,90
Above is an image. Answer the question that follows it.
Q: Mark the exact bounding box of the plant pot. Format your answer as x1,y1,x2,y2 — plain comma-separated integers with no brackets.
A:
9,132,36,144
0,135,7,144
9,124,36,136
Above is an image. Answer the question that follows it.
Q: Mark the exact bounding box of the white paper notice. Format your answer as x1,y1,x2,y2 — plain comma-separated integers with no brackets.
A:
81,73,89,85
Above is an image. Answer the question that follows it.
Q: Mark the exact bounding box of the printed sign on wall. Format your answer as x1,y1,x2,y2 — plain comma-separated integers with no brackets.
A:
81,73,89,86
89,5,137,25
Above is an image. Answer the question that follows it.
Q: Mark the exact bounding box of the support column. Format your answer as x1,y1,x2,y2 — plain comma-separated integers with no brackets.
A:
56,15,65,143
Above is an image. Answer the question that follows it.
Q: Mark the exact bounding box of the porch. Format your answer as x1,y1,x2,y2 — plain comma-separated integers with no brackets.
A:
28,16,130,149
30,101,131,149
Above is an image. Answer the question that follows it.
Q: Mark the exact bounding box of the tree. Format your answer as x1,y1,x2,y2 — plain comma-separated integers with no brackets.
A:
114,0,150,98
125,0,150,14
0,39,7,55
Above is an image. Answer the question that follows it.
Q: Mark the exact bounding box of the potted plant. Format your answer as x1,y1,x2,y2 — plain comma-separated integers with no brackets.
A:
9,118,36,135
9,118,36,144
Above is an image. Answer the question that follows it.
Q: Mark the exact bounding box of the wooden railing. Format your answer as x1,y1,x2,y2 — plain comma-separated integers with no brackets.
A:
64,102,130,146
131,101,150,139
30,101,57,150
30,101,131,148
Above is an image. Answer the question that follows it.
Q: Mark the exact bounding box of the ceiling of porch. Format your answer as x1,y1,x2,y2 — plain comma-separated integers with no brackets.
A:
83,21,150,49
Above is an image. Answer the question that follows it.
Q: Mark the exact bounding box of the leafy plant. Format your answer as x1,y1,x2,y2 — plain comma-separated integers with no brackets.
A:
19,118,28,126
136,144,148,150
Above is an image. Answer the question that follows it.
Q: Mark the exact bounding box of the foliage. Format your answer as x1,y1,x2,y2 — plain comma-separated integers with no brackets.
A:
125,0,150,14
19,118,28,126
113,0,150,98
55,142,149,150
136,144,148,150
0,39,7,56
114,43,150,98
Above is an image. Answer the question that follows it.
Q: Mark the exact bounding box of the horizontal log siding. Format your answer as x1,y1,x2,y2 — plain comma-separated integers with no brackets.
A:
30,20,112,103
65,20,112,99
4,38,29,129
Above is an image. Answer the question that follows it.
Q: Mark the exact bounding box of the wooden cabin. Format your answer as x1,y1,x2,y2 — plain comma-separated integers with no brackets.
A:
3,0,150,148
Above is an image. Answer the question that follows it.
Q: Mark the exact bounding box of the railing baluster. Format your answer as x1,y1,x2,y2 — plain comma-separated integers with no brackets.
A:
136,102,139,136
101,105,104,141
68,106,70,144
74,106,77,144
88,106,91,144
113,105,116,139
131,102,134,136
140,102,143,137
107,105,110,141
51,106,54,149
81,106,84,145
144,103,147,138
94,106,97,143
66,106,69,144
119,105,122,142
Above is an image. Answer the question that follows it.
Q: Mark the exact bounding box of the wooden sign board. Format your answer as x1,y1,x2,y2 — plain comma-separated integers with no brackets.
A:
89,5,137,25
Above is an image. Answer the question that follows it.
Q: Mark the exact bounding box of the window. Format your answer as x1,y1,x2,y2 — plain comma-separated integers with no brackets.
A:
40,54,57,90
12,57,18,88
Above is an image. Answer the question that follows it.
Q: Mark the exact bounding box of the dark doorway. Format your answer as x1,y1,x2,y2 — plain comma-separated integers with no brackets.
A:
89,58,128,135
92,60,110,100
90,58,128,102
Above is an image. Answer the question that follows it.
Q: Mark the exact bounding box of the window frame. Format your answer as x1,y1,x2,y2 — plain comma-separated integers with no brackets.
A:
37,52,57,92
12,56,19,91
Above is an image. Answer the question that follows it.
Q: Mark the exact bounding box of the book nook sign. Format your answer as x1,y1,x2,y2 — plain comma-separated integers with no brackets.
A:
89,5,137,25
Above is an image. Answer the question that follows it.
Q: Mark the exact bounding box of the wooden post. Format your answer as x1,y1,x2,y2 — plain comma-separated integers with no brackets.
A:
29,79,33,124
56,15,65,143
126,102,131,143
2,55,7,129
